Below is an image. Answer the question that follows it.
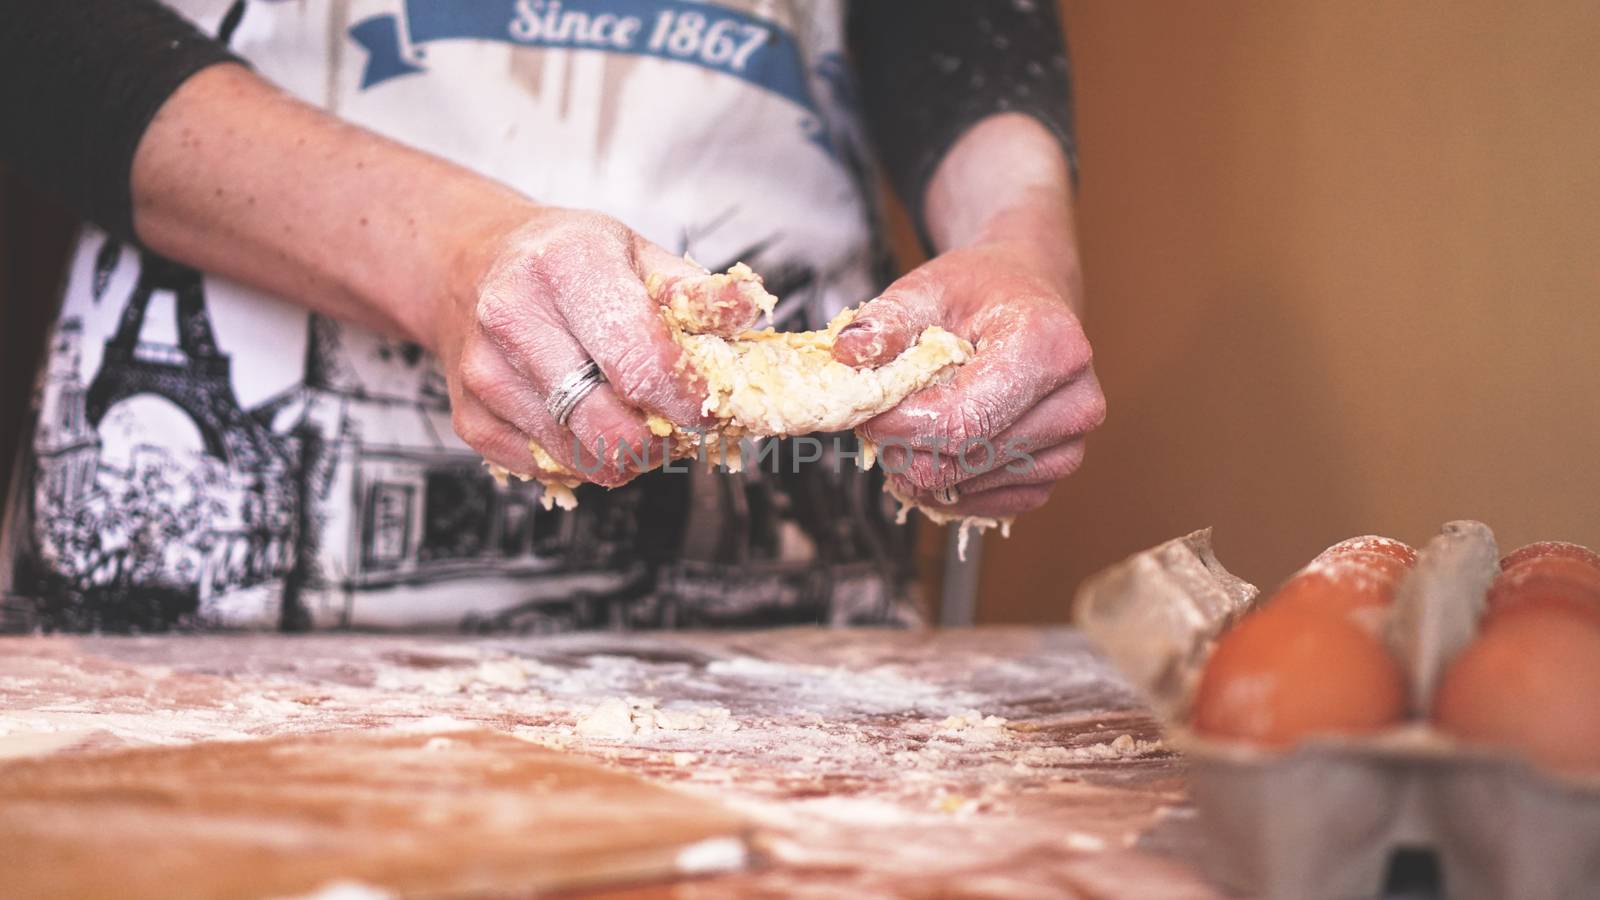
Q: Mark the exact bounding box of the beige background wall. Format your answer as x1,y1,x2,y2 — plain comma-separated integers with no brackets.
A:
978,1,1600,622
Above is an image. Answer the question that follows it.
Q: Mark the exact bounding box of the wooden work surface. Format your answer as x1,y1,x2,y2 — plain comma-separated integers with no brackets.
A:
0,627,1223,898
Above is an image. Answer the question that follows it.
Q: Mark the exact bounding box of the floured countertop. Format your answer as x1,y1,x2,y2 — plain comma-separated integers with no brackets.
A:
0,627,1223,898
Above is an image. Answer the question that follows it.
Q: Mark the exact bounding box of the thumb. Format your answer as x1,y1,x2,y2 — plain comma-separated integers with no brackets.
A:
832,281,942,369
635,242,773,338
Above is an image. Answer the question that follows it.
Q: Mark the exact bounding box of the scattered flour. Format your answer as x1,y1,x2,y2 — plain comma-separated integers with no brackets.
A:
389,716,480,735
1063,832,1108,852
1,632,1179,897
1012,734,1164,768
938,709,1009,736
284,881,397,900
373,658,538,695
575,698,740,740
674,836,749,876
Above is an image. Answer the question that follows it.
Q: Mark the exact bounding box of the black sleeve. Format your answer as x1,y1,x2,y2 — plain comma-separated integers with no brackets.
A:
0,0,246,244
848,0,1077,237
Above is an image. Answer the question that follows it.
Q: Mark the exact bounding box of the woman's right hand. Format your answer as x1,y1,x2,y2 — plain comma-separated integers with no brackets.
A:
432,206,744,487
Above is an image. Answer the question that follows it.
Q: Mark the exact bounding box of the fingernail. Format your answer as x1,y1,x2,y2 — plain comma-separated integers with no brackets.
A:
839,320,878,339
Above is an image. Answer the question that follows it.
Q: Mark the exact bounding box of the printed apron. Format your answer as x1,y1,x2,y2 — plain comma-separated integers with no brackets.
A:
0,0,920,633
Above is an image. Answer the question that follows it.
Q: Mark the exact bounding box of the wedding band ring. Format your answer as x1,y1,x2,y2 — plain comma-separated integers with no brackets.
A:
547,360,606,427
934,485,961,506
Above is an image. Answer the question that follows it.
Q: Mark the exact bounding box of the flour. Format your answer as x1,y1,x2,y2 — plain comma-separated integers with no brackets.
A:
575,697,740,740
1063,832,1108,852
472,659,533,691
938,709,1009,732
388,716,481,735
1012,734,1165,768
673,836,750,877
372,657,542,695
703,657,987,717
1,632,1182,897
284,881,397,900
936,709,1011,745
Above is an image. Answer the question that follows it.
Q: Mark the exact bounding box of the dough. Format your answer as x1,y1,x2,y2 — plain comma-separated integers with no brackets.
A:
487,262,1009,550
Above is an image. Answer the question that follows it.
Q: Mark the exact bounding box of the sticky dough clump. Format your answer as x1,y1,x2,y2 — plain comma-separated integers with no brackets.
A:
486,261,1003,547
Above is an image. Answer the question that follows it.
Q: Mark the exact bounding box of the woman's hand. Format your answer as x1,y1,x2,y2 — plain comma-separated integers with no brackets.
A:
432,207,736,487
834,240,1104,520
832,112,1105,520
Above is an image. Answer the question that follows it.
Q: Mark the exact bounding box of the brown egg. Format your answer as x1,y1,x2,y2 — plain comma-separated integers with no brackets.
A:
1192,605,1409,747
1271,538,1416,621
1482,556,1600,630
1484,595,1600,632
1318,535,1419,570
1499,540,1600,575
1271,566,1394,620
1433,610,1600,772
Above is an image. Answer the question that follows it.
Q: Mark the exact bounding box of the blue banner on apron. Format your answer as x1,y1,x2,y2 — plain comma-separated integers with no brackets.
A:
349,0,820,120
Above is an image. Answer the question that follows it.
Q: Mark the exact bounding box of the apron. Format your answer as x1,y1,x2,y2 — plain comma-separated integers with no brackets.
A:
0,0,920,633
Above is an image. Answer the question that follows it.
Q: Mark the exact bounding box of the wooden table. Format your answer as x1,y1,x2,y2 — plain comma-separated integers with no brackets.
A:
0,628,1223,898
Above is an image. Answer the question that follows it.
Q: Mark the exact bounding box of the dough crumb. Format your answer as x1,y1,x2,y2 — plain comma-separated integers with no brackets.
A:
1063,832,1108,852
938,709,1009,732
575,698,740,740
290,881,397,900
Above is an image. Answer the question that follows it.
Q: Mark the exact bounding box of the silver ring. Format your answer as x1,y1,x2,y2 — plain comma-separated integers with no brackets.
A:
934,485,960,506
546,360,606,427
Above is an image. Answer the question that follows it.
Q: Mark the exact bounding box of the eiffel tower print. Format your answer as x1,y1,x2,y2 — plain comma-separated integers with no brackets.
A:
83,2,280,472
85,247,286,472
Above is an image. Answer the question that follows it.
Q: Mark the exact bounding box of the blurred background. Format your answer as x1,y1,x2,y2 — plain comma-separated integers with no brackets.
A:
977,0,1600,621
4,1,1598,626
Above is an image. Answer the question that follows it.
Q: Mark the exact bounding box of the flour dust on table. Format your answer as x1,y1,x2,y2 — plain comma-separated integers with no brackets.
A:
0,0,922,633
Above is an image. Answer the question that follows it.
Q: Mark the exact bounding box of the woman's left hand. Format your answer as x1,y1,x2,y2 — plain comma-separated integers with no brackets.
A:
832,239,1105,520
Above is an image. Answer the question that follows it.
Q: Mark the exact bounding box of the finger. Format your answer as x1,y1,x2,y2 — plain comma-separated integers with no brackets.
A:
832,276,943,368
450,391,563,480
951,438,1086,495
464,312,652,486
985,371,1107,458
866,345,1102,495
459,339,660,486
543,235,711,428
637,242,771,337
920,372,1101,493
944,483,1056,519
875,445,966,495
892,478,1056,520
860,301,1092,451
634,241,708,284
913,375,1102,491
877,431,1086,497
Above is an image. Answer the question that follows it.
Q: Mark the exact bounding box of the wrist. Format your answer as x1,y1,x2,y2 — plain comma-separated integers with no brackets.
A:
967,201,1082,303
416,185,541,355
923,113,1075,252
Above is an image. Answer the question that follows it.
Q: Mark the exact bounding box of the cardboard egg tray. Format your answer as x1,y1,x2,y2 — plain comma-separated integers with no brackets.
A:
1075,521,1600,900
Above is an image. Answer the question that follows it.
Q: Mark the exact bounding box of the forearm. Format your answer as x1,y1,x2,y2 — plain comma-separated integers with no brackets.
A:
130,64,531,348
923,114,1081,310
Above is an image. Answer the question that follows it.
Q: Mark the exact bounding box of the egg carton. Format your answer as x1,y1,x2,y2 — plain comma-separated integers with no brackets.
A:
1075,521,1600,900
